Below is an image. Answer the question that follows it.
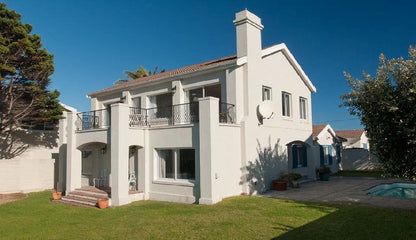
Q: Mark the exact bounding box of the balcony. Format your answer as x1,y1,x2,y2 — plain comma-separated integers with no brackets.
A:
76,109,110,131
76,102,236,131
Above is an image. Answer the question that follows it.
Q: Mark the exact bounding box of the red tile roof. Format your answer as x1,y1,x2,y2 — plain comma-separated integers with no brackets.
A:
335,129,365,139
88,44,286,97
312,124,327,138
88,55,237,97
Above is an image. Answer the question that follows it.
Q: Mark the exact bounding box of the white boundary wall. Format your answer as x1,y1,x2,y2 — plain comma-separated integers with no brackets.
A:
0,130,58,193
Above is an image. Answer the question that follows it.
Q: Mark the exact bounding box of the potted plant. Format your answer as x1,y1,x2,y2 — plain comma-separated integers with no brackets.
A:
97,198,109,209
316,166,331,181
272,179,287,191
51,190,62,200
272,173,289,191
287,173,302,188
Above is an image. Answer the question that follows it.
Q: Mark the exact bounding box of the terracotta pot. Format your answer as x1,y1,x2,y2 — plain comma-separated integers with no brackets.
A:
98,199,109,209
272,180,287,191
52,192,62,200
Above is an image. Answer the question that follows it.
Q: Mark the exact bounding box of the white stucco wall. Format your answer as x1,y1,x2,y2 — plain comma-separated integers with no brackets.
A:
0,130,58,193
147,125,199,203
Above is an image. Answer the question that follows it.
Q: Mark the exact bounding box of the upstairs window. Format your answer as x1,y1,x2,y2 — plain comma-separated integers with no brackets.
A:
282,92,292,117
299,97,307,119
262,86,272,101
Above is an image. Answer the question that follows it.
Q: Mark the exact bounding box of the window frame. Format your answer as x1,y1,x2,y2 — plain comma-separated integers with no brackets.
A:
293,144,307,168
323,146,330,165
262,86,272,101
156,148,196,182
299,97,307,120
282,91,292,117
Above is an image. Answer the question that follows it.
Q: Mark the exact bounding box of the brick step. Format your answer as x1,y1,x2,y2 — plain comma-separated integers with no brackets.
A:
61,195,98,206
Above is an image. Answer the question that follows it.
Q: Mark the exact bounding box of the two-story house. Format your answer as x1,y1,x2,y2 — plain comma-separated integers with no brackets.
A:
59,10,318,207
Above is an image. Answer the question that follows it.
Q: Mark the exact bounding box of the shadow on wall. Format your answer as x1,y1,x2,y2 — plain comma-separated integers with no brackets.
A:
242,137,288,195
0,129,58,159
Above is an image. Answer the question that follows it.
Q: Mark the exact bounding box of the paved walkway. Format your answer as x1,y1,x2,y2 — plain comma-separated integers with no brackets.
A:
263,176,416,210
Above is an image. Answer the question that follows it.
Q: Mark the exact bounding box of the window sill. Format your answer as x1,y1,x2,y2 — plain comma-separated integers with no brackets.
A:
282,116,293,121
153,179,195,187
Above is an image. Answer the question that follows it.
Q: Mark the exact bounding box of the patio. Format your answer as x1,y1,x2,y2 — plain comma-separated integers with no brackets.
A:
264,176,416,210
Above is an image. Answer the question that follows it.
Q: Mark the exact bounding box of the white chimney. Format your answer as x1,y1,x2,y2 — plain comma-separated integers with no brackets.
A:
233,10,264,59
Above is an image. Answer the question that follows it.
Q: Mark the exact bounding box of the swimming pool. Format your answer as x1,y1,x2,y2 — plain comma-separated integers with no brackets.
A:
367,183,416,199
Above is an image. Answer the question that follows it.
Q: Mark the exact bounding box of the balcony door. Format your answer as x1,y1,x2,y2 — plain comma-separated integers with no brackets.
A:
187,84,221,103
148,92,173,125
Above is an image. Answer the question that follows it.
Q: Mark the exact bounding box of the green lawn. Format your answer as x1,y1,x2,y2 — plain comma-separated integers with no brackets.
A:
0,191,415,239
333,170,385,178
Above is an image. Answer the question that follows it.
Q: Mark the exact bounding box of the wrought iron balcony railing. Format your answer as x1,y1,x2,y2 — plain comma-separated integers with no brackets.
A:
219,103,236,124
76,109,110,131
77,102,235,131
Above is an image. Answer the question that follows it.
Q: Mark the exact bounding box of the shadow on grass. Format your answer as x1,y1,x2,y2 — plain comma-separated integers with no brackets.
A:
272,203,416,240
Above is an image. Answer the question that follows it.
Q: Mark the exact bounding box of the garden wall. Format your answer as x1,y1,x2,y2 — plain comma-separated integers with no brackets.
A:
0,129,59,193
340,148,379,170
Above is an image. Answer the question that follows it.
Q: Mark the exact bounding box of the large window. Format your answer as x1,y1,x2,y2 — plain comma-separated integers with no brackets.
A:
299,97,307,119
262,86,272,101
157,149,195,180
282,92,292,117
187,84,221,103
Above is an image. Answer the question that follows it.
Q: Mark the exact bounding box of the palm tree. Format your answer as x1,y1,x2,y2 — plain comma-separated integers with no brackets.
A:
125,66,165,80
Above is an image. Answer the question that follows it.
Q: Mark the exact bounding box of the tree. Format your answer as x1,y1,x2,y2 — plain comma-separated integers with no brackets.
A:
0,3,63,158
125,66,165,80
341,46,416,180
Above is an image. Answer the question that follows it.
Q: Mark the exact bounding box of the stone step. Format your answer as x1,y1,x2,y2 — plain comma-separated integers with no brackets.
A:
69,191,109,201
53,199,95,208
74,188,109,199
61,195,98,206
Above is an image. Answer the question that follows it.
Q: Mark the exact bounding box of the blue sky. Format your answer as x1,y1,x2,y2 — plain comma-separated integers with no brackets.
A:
4,0,415,130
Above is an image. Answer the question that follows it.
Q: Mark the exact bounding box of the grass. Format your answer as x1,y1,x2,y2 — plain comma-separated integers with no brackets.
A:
333,170,385,178
0,191,415,239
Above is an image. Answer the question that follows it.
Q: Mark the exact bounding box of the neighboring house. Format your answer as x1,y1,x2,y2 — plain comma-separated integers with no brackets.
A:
335,129,369,150
312,124,344,174
61,10,318,206
335,129,378,170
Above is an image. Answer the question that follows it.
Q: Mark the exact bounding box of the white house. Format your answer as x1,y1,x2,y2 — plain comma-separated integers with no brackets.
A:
312,124,344,173
60,10,319,207
335,129,369,150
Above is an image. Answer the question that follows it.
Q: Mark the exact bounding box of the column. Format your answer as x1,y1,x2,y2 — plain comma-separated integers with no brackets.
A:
110,103,130,206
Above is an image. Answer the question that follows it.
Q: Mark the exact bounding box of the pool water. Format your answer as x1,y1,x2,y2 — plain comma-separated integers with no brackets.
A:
367,183,416,199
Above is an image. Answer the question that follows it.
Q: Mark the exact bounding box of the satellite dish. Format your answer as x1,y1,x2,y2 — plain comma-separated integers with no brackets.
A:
258,101,275,119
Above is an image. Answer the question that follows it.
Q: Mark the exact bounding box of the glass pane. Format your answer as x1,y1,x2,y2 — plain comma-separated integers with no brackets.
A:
189,88,203,102
159,150,174,179
205,84,221,101
263,87,271,101
285,94,291,116
178,149,195,180
132,97,141,108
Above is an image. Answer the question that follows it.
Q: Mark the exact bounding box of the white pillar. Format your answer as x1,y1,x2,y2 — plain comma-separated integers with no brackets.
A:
198,97,221,204
172,80,184,105
110,103,130,206
66,111,82,194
